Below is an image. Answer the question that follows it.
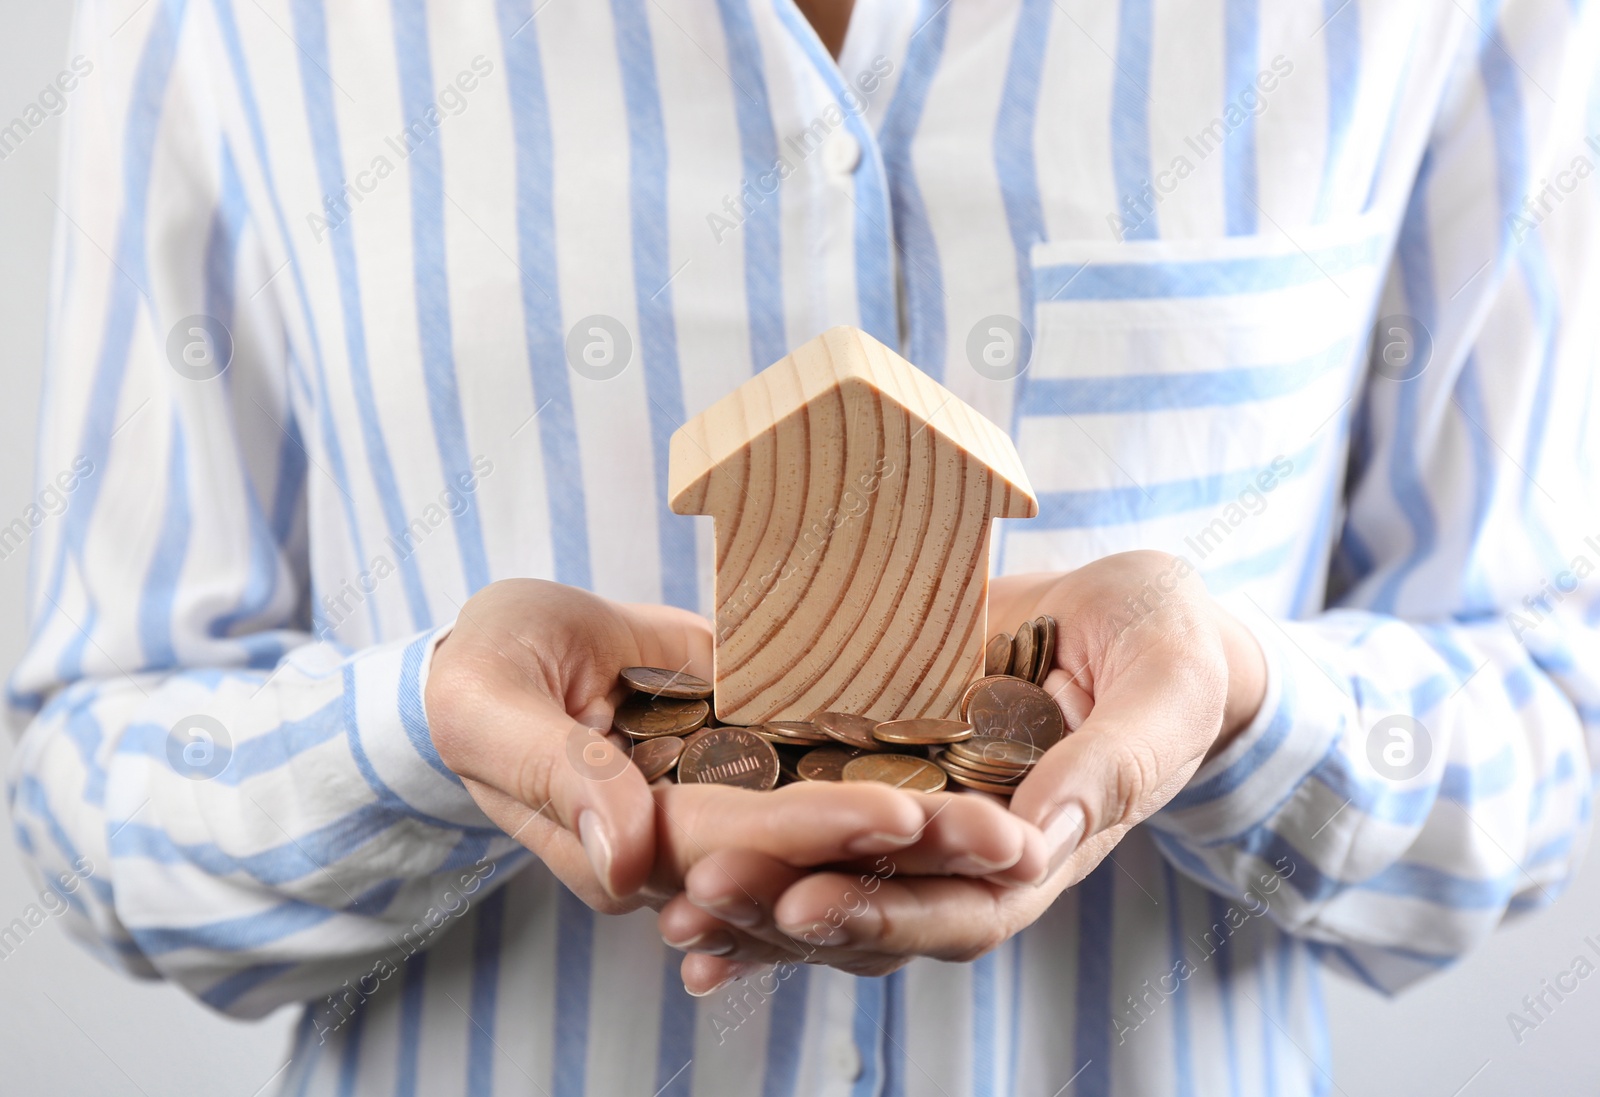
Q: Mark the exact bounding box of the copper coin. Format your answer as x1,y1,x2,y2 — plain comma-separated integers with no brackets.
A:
612,694,710,739
797,745,863,782
677,726,779,790
947,736,1044,771
984,632,1014,677
814,711,888,751
1031,616,1056,686
959,675,1016,721
762,720,832,744
872,718,974,746
630,735,685,781
940,763,1021,796
938,753,1026,782
620,666,714,700
1009,620,1038,683
964,677,1066,750
842,753,948,793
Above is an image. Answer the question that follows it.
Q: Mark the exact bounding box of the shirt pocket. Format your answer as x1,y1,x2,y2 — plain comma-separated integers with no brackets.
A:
1004,215,1392,615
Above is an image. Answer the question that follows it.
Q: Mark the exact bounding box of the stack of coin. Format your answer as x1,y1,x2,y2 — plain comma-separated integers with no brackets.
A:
608,615,1064,797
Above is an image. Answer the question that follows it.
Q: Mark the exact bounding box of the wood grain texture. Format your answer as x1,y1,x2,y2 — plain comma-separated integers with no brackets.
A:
669,326,1037,724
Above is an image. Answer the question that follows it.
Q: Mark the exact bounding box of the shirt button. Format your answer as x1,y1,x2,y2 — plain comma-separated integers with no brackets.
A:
827,1035,862,1080
824,132,862,177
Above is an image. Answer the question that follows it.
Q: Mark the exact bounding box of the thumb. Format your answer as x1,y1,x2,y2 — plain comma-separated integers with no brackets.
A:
1009,636,1227,879
434,670,660,898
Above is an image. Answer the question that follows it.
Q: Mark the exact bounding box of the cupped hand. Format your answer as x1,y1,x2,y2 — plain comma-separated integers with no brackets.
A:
426,579,1047,920
666,550,1268,991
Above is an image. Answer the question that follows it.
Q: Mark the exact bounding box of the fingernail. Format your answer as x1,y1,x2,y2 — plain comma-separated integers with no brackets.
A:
664,930,736,956
845,830,921,855
1043,803,1087,880
577,811,615,897
687,962,768,998
948,851,1020,876
692,894,764,928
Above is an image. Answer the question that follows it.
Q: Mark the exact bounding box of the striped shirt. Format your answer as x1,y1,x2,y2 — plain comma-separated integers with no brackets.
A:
8,0,1600,1093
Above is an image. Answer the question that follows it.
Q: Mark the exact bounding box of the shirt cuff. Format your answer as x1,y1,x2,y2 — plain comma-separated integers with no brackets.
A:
349,625,493,829
1145,610,1346,846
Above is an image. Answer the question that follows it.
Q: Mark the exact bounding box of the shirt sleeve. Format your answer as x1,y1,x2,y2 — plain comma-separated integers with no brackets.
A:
4,0,520,1020
1146,0,1600,993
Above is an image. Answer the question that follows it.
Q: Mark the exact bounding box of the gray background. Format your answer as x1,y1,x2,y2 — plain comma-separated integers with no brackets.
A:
1,3,1597,1094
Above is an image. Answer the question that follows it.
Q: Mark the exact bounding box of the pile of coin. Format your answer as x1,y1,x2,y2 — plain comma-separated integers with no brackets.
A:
605,617,1064,797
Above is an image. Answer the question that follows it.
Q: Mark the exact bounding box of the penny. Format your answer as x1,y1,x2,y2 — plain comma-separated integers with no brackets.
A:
1009,621,1037,685
938,753,1026,782
762,720,832,743
1031,616,1056,686
620,666,714,700
677,726,780,790
814,711,888,751
612,694,710,739
964,676,1066,750
797,745,864,782
872,718,974,746
984,632,1014,677
939,763,1022,796
960,675,1017,721
630,735,685,781
947,736,1045,770
842,753,948,793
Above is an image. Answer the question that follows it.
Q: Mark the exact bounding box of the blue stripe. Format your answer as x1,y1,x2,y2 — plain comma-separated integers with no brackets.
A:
972,954,997,1097
200,961,296,1011
1034,440,1318,529
1314,0,1361,221
1161,862,1195,1097
655,953,696,1097
345,665,482,828
390,0,493,597
1289,415,1346,618
399,630,458,782
612,0,699,612
1223,0,1259,235
494,0,592,591
1255,931,1276,1095
42,1,187,682
205,141,288,646
287,1007,324,1097
1020,340,1350,415
713,0,787,372
1071,866,1113,1095
759,965,810,1097
994,0,1052,576
552,887,593,1097
288,0,432,631
208,0,383,631
466,887,506,1096
880,0,951,376
116,696,344,785
770,1,897,343
882,970,907,1097
1371,158,1439,613
1206,893,1244,1097
1035,236,1385,300
395,950,427,1097
849,975,886,1097
1112,0,1157,240
335,992,367,1097
138,421,191,668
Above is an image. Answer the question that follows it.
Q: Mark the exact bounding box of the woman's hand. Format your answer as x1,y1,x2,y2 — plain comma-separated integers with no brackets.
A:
426,579,1048,919
662,551,1267,991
